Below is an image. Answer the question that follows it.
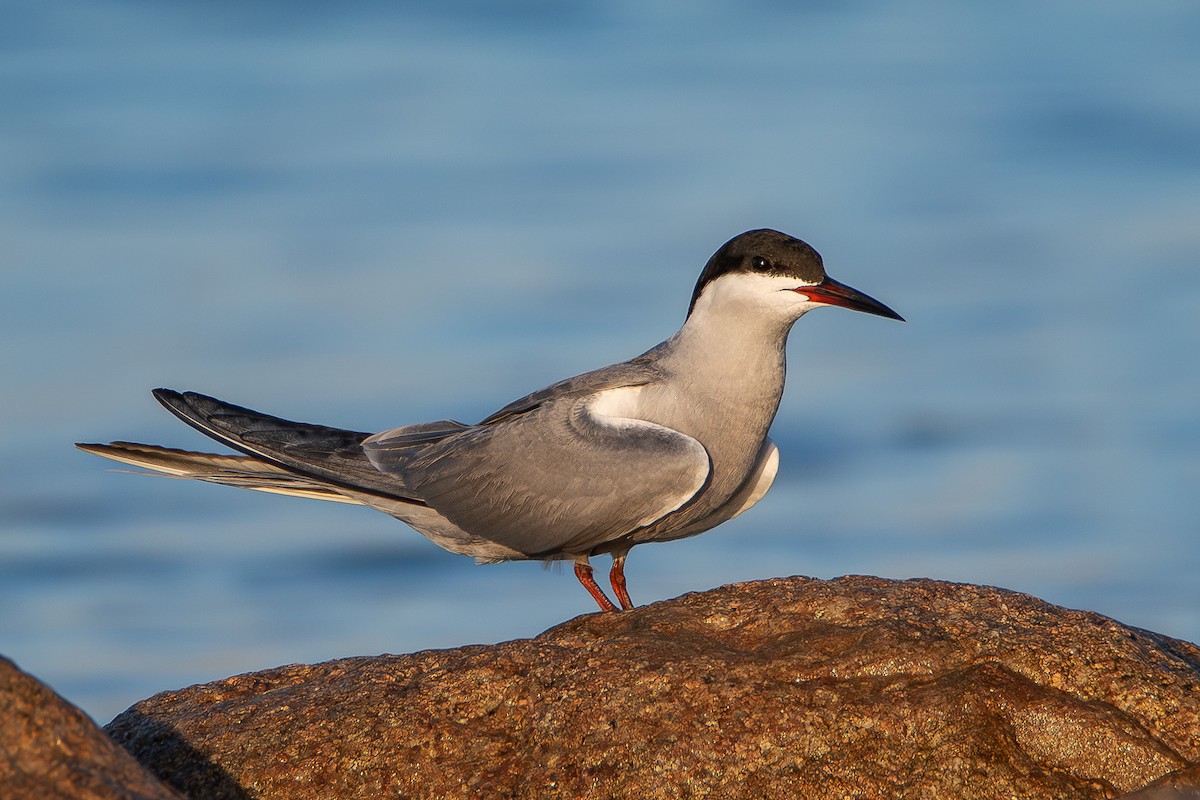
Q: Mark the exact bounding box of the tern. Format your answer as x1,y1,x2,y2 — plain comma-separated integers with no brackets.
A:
78,229,903,611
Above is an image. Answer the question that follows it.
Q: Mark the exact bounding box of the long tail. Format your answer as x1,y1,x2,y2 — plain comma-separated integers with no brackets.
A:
78,389,428,505
75,441,361,503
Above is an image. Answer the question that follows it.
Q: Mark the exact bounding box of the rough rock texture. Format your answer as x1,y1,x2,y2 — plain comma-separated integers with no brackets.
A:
1121,763,1200,798
0,655,184,800
106,576,1200,800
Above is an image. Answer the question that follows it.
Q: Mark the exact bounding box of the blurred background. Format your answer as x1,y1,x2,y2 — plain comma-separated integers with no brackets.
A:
2,1,1197,724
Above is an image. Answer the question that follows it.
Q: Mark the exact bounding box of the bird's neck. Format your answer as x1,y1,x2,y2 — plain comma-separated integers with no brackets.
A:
629,303,795,516
666,302,794,392
643,305,796,442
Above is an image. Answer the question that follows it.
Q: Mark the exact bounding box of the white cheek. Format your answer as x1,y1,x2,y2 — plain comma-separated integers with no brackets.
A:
693,273,821,319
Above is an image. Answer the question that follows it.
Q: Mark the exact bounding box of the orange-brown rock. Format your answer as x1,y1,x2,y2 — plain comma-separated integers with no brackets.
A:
0,655,183,800
106,576,1200,799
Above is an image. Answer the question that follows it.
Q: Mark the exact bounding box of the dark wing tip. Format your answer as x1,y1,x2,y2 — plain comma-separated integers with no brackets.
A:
152,388,229,424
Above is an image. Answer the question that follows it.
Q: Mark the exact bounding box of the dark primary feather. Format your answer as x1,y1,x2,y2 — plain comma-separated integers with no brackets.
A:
152,389,421,501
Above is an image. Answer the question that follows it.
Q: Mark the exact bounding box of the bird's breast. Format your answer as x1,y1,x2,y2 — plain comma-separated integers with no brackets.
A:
633,367,783,511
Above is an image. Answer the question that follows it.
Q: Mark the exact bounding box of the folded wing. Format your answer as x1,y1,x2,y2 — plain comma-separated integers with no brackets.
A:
364,384,711,556
94,364,712,560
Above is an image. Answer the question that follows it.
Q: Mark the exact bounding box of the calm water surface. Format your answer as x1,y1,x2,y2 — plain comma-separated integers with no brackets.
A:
2,1,1198,722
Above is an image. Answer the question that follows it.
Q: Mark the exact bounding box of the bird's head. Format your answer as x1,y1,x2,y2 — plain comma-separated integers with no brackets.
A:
687,229,904,324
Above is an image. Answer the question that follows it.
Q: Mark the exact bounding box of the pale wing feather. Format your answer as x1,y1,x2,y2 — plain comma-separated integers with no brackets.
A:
477,347,665,425
362,419,471,449
76,442,362,504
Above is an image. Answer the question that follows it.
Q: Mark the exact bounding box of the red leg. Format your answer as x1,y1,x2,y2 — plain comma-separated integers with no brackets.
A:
574,558,618,612
609,549,633,611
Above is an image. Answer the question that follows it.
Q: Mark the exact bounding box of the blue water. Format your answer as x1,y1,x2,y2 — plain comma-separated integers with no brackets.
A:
2,1,1198,724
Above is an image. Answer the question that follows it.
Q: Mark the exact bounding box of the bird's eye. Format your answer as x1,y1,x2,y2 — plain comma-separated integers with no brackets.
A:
751,256,772,271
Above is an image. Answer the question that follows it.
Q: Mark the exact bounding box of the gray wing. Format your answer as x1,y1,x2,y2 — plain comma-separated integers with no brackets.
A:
477,345,665,425
363,379,711,557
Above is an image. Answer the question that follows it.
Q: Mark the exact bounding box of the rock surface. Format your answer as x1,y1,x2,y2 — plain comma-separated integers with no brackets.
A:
0,655,184,800
105,576,1200,800
1121,763,1200,798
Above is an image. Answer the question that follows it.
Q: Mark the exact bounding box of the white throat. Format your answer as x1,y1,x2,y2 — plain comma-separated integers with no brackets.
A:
669,272,821,374
623,271,821,445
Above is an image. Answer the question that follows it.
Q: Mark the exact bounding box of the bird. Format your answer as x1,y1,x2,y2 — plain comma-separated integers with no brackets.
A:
78,229,903,612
